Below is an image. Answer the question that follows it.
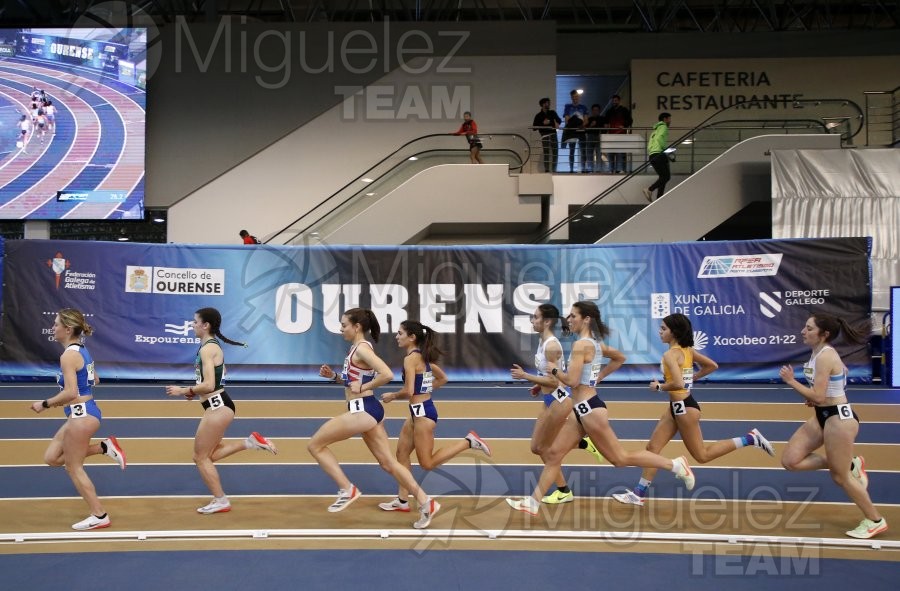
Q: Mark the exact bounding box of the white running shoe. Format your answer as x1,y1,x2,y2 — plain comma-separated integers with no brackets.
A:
328,485,361,513
247,431,278,455
611,490,645,506
506,497,539,516
850,456,869,490
197,497,231,514
72,513,110,531
749,428,776,457
413,498,441,529
465,430,492,457
103,437,127,470
378,498,411,512
673,456,696,491
846,517,888,539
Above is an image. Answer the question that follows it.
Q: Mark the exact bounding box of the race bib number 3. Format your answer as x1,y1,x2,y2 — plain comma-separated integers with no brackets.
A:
207,392,224,410
69,402,87,418
410,402,425,417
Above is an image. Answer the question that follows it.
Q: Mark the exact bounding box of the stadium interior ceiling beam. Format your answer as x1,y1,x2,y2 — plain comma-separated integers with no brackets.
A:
1,0,898,29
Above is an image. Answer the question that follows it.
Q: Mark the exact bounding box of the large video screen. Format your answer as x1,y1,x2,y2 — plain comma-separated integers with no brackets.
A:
0,28,146,220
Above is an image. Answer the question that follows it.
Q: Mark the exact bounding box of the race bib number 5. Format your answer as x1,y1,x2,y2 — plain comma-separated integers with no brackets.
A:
207,392,224,410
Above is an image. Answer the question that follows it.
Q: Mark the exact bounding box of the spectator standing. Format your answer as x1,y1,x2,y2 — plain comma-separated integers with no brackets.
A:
585,104,605,173
452,111,484,164
532,98,561,173
603,95,633,173
562,90,588,173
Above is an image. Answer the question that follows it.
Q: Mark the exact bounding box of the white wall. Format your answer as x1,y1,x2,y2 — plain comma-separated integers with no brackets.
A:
167,54,555,244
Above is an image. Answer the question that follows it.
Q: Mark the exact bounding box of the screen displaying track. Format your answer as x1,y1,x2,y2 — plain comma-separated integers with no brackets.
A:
0,28,146,220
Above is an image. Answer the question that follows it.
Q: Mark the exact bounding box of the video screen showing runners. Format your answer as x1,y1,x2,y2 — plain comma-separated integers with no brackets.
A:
0,28,146,220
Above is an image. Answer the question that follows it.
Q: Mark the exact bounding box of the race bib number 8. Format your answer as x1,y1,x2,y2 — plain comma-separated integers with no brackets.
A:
410,403,425,417
207,393,224,410
349,398,365,414
69,402,87,418
837,403,853,420
671,400,687,416
574,400,593,417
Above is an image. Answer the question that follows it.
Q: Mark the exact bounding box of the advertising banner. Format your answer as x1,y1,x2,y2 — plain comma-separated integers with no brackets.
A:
0,237,871,382
16,32,128,75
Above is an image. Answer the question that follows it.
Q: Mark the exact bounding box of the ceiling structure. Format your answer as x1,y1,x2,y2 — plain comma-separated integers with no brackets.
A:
3,0,899,31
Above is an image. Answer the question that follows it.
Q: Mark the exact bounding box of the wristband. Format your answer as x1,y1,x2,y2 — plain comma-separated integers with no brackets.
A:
551,368,559,376
42,399,50,409
655,384,661,391
188,387,195,396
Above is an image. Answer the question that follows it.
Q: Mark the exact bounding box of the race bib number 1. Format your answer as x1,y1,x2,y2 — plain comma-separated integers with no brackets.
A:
349,398,365,414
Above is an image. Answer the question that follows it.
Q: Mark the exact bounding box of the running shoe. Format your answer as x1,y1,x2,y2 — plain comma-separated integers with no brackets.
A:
611,490,646,506
506,497,539,516
328,485,361,513
197,497,232,514
247,431,278,455
103,437,127,470
541,489,574,504
72,514,110,531
846,517,888,539
749,428,776,457
850,456,869,490
378,498,411,512
413,498,441,529
465,431,492,457
583,437,604,464
673,456,696,491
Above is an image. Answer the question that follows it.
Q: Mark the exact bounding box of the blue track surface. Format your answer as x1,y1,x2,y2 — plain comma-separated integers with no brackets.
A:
3,463,898,504
0,549,894,591
4,416,900,443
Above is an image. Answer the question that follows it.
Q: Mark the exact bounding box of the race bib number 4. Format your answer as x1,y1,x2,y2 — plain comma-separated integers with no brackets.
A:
554,387,570,403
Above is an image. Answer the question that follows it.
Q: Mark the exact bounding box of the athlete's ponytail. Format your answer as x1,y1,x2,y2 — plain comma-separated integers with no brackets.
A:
401,320,444,363
344,308,381,342
196,307,247,347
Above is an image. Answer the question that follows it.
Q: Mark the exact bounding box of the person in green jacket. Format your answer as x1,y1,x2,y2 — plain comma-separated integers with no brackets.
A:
643,112,671,202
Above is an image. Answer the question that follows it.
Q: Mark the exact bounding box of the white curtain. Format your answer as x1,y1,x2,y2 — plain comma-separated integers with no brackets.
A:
772,149,900,313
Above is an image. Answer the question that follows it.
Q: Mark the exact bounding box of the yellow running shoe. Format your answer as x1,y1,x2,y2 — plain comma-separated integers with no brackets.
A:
583,437,604,464
541,489,574,504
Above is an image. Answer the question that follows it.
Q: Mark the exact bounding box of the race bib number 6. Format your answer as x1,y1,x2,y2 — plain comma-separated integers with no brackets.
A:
837,403,853,420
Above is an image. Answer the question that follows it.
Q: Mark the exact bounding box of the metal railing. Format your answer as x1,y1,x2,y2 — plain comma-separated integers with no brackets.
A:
266,132,530,245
